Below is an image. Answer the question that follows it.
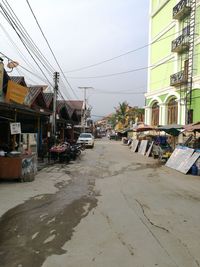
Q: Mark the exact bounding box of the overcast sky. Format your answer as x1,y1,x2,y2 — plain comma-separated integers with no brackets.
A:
0,0,149,118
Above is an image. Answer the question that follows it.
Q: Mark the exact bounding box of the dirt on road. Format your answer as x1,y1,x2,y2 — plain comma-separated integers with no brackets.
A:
0,140,200,267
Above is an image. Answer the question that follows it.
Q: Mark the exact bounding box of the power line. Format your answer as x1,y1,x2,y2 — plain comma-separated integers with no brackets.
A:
65,51,200,79
25,0,78,99
2,0,55,74
0,22,43,76
93,91,145,95
0,1,59,88
64,22,200,73
0,51,53,87
0,3,54,85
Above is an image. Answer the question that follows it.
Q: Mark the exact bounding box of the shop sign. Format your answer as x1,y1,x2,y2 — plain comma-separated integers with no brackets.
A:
10,122,21,135
6,80,28,104
0,61,4,97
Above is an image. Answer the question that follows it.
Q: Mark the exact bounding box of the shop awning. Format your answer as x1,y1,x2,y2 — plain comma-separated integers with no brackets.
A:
133,123,155,132
156,124,183,136
183,122,200,132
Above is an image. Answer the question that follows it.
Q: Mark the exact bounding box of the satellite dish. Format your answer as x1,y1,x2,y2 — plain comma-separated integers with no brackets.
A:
7,61,19,69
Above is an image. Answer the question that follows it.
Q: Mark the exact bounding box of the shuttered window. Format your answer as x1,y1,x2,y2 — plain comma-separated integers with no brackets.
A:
167,98,178,124
152,102,159,126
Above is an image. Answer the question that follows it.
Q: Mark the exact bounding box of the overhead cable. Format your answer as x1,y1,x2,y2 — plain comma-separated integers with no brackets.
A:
2,0,55,74
0,1,55,86
66,51,200,79
0,4,53,85
64,23,200,73
26,0,78,99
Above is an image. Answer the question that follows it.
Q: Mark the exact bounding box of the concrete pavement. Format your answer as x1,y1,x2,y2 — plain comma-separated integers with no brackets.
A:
0,140,200,267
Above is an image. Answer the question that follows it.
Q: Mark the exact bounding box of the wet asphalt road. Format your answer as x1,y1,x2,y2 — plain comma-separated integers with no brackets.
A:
1,139,200,267
0,154,99,267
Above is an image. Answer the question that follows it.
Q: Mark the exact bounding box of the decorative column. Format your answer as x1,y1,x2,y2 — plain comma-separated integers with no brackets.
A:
159,103,167,126
144,106,152,125
177,98,186,125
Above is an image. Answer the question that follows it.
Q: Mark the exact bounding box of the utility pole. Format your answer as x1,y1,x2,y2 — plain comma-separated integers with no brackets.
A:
52,72,59,136
78,87,93,132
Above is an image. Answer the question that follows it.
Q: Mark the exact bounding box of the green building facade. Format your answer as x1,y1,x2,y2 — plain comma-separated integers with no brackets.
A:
145,0,200,126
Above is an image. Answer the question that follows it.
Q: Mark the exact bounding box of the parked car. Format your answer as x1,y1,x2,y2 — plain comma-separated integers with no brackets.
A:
77,133,94,148
108,132,118,140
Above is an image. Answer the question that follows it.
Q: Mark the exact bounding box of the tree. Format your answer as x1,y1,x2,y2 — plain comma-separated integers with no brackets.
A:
115,101,129,126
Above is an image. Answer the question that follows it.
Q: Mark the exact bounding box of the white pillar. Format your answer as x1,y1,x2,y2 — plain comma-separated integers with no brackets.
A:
159,103,167,125
178,99,186,125
145,106,152,125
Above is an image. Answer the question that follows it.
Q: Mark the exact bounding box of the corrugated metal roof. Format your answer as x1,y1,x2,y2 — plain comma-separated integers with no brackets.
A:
66,100,84,110
57,100,74,118
43,93,53,108
10,76,27,86
26,86,43,106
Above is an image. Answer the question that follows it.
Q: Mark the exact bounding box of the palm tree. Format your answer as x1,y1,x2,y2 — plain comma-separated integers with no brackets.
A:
115,102,129,127
127,107,144,124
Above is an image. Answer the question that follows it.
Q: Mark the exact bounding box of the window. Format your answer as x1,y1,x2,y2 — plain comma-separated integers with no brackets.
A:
167,98,178,124
152,102,159,126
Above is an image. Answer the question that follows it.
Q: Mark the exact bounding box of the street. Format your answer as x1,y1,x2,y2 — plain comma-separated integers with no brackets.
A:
0,139,200,267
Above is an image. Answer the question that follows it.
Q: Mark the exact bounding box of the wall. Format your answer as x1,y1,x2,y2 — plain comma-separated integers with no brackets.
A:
191,89,200,121
151,0,176,38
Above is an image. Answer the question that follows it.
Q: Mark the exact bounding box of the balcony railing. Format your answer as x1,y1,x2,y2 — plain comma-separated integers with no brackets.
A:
171,26,190,53
173,0,191,20
170,70,188,86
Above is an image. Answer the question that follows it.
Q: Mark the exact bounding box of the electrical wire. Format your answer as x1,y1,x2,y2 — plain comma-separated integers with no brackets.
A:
66,50,200,79
0,22,43,76
25,0,78,99
93,91,145,95
2,0,55,74
64,22,200,73
0,51,53,88
0,4,54,86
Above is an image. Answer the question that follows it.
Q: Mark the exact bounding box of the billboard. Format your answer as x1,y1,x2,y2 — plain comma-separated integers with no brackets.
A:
6,80,28,104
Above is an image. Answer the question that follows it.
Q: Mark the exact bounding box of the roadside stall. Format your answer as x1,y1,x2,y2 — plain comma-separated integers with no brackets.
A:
131,124,155,154
0,121,37,182
164,122,200,175
49,142,70,163
152,124,183,161
183,122,200,148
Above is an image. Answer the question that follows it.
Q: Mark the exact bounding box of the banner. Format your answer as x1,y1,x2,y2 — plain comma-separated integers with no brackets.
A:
10,122,21,135
0,61,4,97
6,80,28,104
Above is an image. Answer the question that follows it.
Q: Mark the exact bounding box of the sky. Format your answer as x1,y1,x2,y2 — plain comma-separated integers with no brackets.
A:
0,0,149,119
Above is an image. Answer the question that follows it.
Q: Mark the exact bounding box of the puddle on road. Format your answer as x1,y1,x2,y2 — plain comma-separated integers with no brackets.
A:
0,176,97,267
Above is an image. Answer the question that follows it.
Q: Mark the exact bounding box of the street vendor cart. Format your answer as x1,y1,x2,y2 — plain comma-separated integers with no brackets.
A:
49,143,70,163
0,153,37,182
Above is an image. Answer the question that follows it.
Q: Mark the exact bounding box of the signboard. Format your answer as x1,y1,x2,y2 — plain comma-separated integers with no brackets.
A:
179,152,200,174
6,80,28,104
146,141,154,157
138,140,148,155
131,139,139,153
166,146,194,170
0,61,4,97
10,122,21,135
165,146,200,174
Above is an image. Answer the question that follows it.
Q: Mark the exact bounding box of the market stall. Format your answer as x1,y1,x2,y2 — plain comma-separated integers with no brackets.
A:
0,152,37,182
49,142,70,163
